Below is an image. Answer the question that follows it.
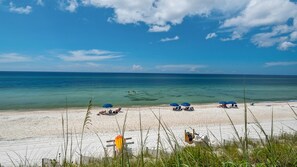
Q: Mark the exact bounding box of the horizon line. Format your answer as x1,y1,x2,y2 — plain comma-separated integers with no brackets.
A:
0,70,297,77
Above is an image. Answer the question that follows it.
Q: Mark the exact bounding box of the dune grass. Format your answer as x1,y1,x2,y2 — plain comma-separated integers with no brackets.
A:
56,101,297,167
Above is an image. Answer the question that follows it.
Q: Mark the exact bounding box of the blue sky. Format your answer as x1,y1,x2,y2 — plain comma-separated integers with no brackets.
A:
0,0,297,75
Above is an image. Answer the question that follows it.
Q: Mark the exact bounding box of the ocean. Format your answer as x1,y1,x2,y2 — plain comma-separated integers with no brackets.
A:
0,72,297,110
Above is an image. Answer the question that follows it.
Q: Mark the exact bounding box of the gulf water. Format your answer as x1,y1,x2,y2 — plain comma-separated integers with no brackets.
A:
0,72,297,110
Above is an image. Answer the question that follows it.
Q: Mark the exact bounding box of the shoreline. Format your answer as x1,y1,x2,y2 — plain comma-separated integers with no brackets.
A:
1,100,296,112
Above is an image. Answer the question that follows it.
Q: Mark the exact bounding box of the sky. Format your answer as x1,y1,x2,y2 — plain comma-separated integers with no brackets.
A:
0,0,297,75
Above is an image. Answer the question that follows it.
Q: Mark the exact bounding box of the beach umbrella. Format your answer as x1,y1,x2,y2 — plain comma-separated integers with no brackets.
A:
170,103,179,107
227,101,237,104
102,103,113,108
181,102,191,106
218,101,227,104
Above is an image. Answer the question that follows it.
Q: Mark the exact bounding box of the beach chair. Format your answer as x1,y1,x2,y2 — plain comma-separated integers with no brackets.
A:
232,104,238,108
193,134,210,145
184,106,194,111
173,106,182,111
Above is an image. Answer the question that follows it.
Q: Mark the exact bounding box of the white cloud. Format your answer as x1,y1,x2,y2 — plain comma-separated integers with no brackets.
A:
221,0,297,49
221,31,242,41
71,0,296,50
59,0,79,12
148,25,170,32
251,25,296,49
9,2,32,14
36,0,44,6
277,41,297,51
81,0,249,32
222,0,297,29
0,53,31,63
265,61,297,67
160,36,179,42
156,64,206,73
58,49,122,62
132,64,143,71
291,31,297,41
205,33,217,40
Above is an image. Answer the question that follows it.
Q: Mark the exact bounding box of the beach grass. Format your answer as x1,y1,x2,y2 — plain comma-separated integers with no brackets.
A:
56,104,297,167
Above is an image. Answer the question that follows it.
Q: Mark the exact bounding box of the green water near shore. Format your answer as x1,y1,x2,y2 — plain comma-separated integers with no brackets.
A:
0,72,297,110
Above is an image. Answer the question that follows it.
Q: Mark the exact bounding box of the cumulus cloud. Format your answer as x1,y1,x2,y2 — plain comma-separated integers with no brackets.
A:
132,64,143,71
160,36,179,42
205,33,217,40
156,64,206,73
77,0,297,50
222,0,297,29
58,49,122,61
277,41,297,51
59,0,79,12
9,2,32,14
251,25,297,50
265,61,297,67
54,0,297,50
0,53,31,63
221,0,297,49
81,0,248,32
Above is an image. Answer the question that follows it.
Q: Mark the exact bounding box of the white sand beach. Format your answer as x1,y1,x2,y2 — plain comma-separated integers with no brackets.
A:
0,101,297,166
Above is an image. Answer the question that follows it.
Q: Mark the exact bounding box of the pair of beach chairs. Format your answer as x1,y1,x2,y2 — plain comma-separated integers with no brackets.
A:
184,106,194,111
173,106,194,111
218,104,238,108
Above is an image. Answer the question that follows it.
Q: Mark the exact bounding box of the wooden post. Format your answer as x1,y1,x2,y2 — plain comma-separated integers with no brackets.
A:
184,130,186,142
113,145,116,158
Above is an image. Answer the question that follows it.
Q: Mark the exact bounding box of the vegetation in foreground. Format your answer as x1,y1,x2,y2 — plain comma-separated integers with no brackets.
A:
66,132,297,167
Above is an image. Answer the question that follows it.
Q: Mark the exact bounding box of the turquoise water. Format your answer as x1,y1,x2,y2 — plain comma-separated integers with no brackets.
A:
0,72,297,110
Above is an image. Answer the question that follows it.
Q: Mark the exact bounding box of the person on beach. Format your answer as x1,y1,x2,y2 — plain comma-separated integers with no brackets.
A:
97,110,106,115
98,108,122,115
218,104,227,108
113,107,122,114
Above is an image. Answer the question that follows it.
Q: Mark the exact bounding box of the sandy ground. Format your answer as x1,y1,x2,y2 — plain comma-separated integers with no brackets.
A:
0,101,297,166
